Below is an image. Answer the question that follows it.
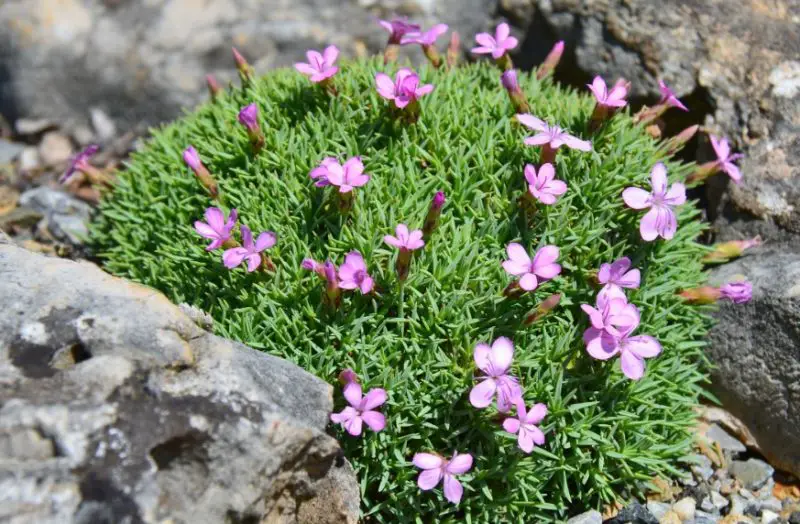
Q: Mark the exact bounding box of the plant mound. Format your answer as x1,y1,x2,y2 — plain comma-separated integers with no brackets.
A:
91,58,709,522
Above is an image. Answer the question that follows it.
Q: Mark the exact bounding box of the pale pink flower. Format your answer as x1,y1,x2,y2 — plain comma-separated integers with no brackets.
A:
294,45,339,83
720,281,752,304
658,80,688,111
194,207,237,251
622,163,686,241
469,337,522,413
309,157,370,193
503,398,547,453
710,135,744,184
597,256,641,302
587,76,628,108
580,292,640,341
379,18,420,45
525,163,567,205
384,224,425,251
413,452,473,504
400,23,448,46
338,251,374,294
222,225,276,272
375,68,434,109
502,243,561,291
471,23,518,59
330,382,387,436
516,114,592,152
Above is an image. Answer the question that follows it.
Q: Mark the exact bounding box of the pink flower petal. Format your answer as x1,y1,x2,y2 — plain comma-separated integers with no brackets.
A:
561,134,592,151
413,453,444,470
295,63,317,76
473,342,491,371
517,427,535,453
443,475,464,504
664,183,686,206
222,247,248,269
623,187,652,210
624,335,662,358
496,23,510,42
516,114,546,131
524,133,552,146
525,403,548,425
344,415,363,436
503,417,520,433
506,243,531,266
375,73,396,100
360,388,387,411
322,45,339,68
343,382,363,407
245,253,261,272
445,453,473,474
361,410,386,432
384,235,403,248
519,272,539,291
359,275,374,294
650,163,668,196
194,221,219,239
417,469,443,490
620,350,645,380
255,231,276,251
469,378,497,408
533,245,559,268
489,337,514,373
330,406,356,424
204,207,224,230
584,328,620,360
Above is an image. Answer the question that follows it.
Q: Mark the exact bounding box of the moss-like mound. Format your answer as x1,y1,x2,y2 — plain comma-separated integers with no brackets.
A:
91,58,709,522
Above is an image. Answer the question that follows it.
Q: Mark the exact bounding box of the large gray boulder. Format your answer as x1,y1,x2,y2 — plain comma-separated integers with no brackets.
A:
0,0,494,135
708,247,800,479
0,240,359,523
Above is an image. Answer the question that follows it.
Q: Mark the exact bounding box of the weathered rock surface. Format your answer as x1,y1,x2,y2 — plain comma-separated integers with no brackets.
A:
0,240,359,523
0,0,494,134
708,247,800,479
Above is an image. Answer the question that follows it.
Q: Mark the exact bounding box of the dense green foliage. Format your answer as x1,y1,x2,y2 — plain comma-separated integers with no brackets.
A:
91,58,710,522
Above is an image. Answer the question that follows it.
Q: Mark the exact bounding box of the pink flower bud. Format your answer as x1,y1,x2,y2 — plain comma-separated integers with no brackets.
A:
183,146,202,172
324,260,341,309
536,40,564,80
338,368,359,385
238,104,259,133
206,74,222,99
720,281,752,304
703,236,762,264
423,191,446,239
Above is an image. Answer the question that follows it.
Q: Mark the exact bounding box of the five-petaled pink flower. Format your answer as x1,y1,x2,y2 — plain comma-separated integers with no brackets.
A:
597,256,641,302
294,45,339,83
400,23,448,46
525,163,567,205
720,281,752,304
658,80,688,111
583,300,662,380
502,243,561,291
379,18,420,45
516,114,592,152
194,207,237,251
587,76,628,108
384,224,425,251
222,225,276,272
471,23,518,59
503,398,547,453
622,163,686,241
330,381,387,436
710,135,744,184
338,251,374,294
581,292,640,341
375,68,434,109
309,157,370,193
469,337,522,413
412,452,473,504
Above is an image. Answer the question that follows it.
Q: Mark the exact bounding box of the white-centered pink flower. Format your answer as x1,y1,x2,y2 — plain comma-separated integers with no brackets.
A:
502,243,561,291
503,398,547,453
469,337,522,413
295,45,339,83
471,23,518,59
622,163,686,241
516,114,592,152
587,76,628,108
525,163,567,205
597,256,640,302
710,135,744,184
330,382,387,436
412,451,473,504
375,68,434,109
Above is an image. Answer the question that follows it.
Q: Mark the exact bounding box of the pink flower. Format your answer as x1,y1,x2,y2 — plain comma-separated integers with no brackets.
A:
60,144,99,184
330,382,387,436
294,45,339,83
583,301,662,380
309,157,369,193
516,114,592,152
412,452,473,504
622,163,686,241
469,337,522,413
384,224,425,251
587,76,628,108
237,103,259,132
301,258,326,279
182,145,202,172
379,18,421,45
194,207,237,251
400,23,448,46
581,292,640,341
720,281,752,304
471,23,518,59
597,256,641,302
338,251,374,294
710,135,744,184
502,398,547,453
375,68,434,109
658,80,688,111
222,225,276,272
525,163,567,205
502,243,561,291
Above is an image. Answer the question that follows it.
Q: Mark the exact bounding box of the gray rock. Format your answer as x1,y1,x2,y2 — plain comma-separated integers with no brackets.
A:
760,497,783,513
709,249,800,478
19,146,40,172
38,131,73,167
790,511,800,524
646,501,671,521
0,139,24,164
0,242,359,523
567,510,602,524
607,502,657,524
15,117,56,135
0,0,495,133
729,459,775,491
691,453,716,481
762,510,780,524
705,423,747,455
695,509,720,524
18,186,91,245
730,493,750,516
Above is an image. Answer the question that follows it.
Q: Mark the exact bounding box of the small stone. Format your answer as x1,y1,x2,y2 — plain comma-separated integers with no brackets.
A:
50,213,89,244
72,125,95,146
608,502,658,524
759,497,782,512
567,510,602,524
729,459,775,490
740,488,755,500
695,509,719,523
692,454,716,481
673,497,697,521
789,512,800,524
0,139,25,164
90,107,117,142
711,491,730,511
0,186,19,215
647,501,671,520
658,510,682,524
761,510,779,524
0,207,43,231
706,424,747,455
18,187,91,245
720,478,736,495
15,117,55,135
730,494,749,515
768,60,800,98
19,146,40,171
38,132,74,167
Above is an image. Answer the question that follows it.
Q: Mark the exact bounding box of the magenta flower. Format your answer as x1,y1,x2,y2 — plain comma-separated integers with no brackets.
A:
469,337,522,413
183,145,202,172
222,225,276,272
516,114,592,152
237,103,258,132
471,23,518,59
60,144,99,184
622,163,686,241
384,224,425,251
502,243,561,292
501,69,519,92
338,251,374,294
525,163,567,205
503,398,547,453
581,292,640,341
330,382,387,436
711,135,744,184
413,452,473,504
400,23,448,46
194,207,237,251
587,76,628,108
379,18,420,45
294,45,339,83
309,157,369,193
720,281,752,304
597,256,641,302
658,80,688,111
583,302,662,380
301,257,326,279
375,68,434,109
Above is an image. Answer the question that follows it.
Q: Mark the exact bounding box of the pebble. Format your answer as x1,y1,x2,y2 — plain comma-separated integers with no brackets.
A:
695,510,719,524
19,146,40,171
760,510,779,524
38,131,73,167
659,510,682,524
566,510,602,524
50,213,89,244
711,491,730,511
18,187,91,245
706,424,747,455
692,453,716,481
729,459,775,490
90,107,117,142
15,117,55,135
759,497,781,512
673,497,697,521
730,493,750,515
0,139,25,164
789,511,800,524
646,501,671,520
608,502,658,524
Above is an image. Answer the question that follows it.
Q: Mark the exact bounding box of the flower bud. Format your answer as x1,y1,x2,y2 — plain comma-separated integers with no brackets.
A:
661,125,699,156
206,74,222,100
678,286,722,305
338,368,359,385
422,191,446,240
523,293,562,325
720,281,752,304
501,69,530,113
238,103,265,154
536,41,564,80
183,146,219,198
703,236,762,264
446,31,460,69
232,47,254,84
324,260,341,309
